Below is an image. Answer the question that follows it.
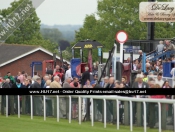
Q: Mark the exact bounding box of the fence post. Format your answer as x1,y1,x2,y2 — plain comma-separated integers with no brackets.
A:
93,99,97,121
136,102,142,126
22,95,26,115
1,96,4,115
124,101,129,125
103,99,106,128
57,95,59,122
161,103,167,130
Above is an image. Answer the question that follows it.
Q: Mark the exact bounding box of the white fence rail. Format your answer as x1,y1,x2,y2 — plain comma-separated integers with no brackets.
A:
4,95,175,132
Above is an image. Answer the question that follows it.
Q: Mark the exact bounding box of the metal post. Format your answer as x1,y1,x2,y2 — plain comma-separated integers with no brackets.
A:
114,43,117,80
72,48,74,59
101,50,103,64
80,49,82,61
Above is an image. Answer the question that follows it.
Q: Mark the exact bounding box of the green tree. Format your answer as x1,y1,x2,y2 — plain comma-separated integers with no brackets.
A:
73,0,175,61
0,0,42,44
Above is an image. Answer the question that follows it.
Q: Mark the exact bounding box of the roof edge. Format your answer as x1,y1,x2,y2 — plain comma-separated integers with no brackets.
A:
0,47,70,67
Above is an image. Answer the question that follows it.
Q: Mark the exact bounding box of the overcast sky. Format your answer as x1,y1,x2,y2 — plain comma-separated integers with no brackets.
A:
1,0,98,25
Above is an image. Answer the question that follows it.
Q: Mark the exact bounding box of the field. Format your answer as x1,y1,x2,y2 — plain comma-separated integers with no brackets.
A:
0,115,173,132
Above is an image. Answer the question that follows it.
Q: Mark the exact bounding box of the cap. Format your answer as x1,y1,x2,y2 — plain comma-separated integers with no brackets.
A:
144,72,148,75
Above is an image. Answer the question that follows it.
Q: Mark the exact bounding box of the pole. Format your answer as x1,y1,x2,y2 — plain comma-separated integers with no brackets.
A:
120,43,124,63
114,43,117,80
72,48,74,59
80,49,83,62
101,50,103,64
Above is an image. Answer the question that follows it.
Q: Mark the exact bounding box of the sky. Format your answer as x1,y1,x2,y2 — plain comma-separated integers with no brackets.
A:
1,0,98,25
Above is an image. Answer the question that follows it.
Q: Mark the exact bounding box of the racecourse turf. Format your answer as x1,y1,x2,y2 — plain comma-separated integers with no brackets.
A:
0,115,173,132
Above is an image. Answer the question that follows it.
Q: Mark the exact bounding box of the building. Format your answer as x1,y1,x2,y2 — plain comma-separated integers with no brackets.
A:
0,44,70,77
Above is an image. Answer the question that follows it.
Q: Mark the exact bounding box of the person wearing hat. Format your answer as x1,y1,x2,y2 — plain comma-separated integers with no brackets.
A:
143,72,148,83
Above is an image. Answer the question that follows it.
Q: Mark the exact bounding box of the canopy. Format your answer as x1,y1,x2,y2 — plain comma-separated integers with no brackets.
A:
72,39,103,49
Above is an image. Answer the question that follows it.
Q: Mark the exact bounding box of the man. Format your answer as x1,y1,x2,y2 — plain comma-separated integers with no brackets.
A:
30,77,41,88
53,65,64,83
138,50,143,63
155,73,164,87
100,76,109,88
17,71,25,85
70,77,80,88
165,40,175,51
42,75,50,88
32,72,39,83
4,72,15,84
105,77,115,88
2,77,11,88
63,77,71,88
65,65,72,80
30,77,42,116
132,74,149,88
156,41,164,55
50,76,62,88
143,72,148,83
81,67,90,87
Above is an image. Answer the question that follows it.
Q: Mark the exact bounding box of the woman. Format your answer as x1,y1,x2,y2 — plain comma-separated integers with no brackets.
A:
83,79,93,88
162,81,172,88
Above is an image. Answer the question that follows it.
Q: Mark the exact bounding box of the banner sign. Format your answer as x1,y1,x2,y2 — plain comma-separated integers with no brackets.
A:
139,2,175,22
0,88,175,95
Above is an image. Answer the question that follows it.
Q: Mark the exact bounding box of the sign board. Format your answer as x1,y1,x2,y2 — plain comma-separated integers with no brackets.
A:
84,44,93,48
139,2,175,22
98,48,101,56
123,46,140,53
116,31,128,43
116,30,128,63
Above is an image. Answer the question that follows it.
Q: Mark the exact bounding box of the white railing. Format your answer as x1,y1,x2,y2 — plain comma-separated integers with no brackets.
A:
4,95,175,132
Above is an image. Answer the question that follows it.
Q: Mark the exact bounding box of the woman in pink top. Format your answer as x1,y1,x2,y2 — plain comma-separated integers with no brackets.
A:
162,81,172,88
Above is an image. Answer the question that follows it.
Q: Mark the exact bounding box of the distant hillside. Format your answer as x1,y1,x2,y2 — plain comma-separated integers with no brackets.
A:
40,24,82,42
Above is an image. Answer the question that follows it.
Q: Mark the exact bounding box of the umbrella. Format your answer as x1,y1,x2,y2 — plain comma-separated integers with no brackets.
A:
73,39,103,49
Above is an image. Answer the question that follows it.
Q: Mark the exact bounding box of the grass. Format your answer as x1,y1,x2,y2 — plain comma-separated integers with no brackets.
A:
0,115,173,132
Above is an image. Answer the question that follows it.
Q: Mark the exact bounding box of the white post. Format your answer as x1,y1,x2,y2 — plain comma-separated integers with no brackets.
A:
78,96,81,124
57,95,59,122
91,98,94,126
116,99,119,130
69,96,71,123
158,102,161,132
30,95,33,119
18,95,20,118
43,95,46,121
130,101,133,132
143,102,147,132
174,103,175,131
6,95,8,117
103,99,106,128
120,43,124,63
114,43,117,80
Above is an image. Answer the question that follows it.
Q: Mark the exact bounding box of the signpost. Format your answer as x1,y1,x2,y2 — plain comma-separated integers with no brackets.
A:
116,31,128,63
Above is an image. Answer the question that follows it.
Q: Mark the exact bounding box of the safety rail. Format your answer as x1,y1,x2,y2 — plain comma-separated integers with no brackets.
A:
146,50,175,61
2,95,175,132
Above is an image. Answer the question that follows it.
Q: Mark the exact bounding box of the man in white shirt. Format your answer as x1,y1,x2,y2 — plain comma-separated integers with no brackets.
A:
65,65,72,80
155,73,164,87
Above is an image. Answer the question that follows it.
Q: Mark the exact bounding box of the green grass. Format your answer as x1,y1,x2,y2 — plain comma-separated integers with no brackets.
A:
0,115,173,132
